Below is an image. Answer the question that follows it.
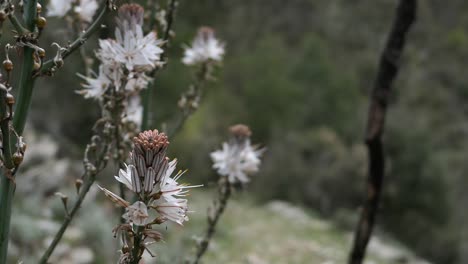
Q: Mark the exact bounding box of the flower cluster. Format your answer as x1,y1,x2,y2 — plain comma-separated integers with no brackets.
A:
99,130,198,260
211,125,264,184
182,27,225,66
48,0,99,22
78,4,164,128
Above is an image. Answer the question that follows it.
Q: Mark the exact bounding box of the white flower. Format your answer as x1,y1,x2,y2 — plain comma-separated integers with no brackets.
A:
114,163,141,193
125,96,143,127
77,65,111,99
182,27,225,65
155,159,201,200
149,159,200,225
211,139,264,184
74,0,99,22
47,0,73,18
123,201,149,226
152,197,189,225
96,5,164,72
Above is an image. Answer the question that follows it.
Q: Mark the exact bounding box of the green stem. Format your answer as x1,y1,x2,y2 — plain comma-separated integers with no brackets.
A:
8,15,28,35
0,1,37,262
141,0,178,130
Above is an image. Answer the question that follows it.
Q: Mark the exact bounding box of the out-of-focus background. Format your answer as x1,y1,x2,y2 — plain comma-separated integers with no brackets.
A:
6,0,468,263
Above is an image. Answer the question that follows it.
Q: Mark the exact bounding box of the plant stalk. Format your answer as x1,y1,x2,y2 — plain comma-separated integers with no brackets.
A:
0,0,37,261
347,1,417,263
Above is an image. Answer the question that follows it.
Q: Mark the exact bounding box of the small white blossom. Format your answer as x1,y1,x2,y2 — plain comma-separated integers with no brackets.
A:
77,65,111,99
74,0,99,22
47,0,73,18
123,201,149,226
114,164,141,193
125,96,143,127
211,139,264,184
97,5,164,72
182,27,225,66
152,197,189,225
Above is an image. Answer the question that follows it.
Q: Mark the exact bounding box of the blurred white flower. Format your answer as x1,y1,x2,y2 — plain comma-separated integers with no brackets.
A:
74,0,99,22
77,65,111,99
125,96,143,127
211,125,264,184
48,0,73,18
97,4,164,72
123,201,149,226
182,27,225,65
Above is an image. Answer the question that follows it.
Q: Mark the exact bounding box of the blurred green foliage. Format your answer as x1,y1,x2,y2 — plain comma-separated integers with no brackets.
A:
18,0,468,263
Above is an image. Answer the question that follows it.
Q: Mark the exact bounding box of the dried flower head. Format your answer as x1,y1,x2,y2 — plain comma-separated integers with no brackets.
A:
182,26,225,66
229,124,252,138
133,129,169,152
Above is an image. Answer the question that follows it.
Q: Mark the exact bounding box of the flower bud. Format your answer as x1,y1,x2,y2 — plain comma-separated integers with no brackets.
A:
3,59,13,72
36,16,46,29
5,93,14,106
37,48,46,58
75,179,83,194
12,152,23,166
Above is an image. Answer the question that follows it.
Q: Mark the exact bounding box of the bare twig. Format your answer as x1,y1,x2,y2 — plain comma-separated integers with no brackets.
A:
36,0,112,77
141,0,178,131
168,63,209,138
190,178,231,264
348,1,417,264
39,90,126,263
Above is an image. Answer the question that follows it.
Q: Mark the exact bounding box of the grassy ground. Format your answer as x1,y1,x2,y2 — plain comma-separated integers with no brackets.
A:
153,190,430,264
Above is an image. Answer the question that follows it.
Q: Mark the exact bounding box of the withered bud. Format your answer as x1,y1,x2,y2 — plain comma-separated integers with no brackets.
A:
5,93,14,106
36,16,46,29
55,192,69,212
75,179,83,194
122,245,130,253
229,124,252,138
37,48,46,58
133,130,169,152
3,59,13,72
142,229,163,242
112,223,133,238
197,26,215,42
12,152,23,166
0,10,6,22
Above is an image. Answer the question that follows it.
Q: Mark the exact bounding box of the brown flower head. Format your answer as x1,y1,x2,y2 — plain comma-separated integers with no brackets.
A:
117,4,144,28
197,26,215,42
229,124,252,140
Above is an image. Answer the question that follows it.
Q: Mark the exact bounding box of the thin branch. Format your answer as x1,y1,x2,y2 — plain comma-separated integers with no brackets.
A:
189,178,231,264
36,1,111,77
39,120,113,264
348,1,417,264
141,0,178,131
168,63,209,138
